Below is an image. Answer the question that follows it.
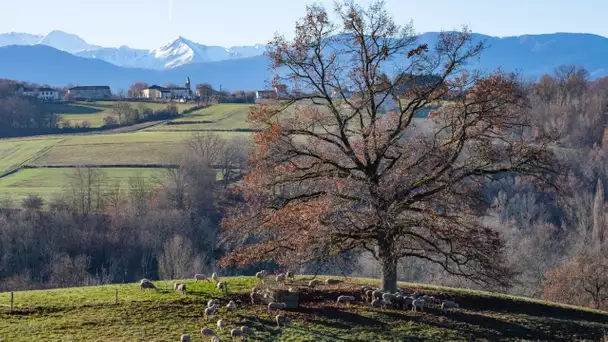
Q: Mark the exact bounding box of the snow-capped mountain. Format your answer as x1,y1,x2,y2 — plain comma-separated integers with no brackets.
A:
0,30,267,69
36,30,100,53
0,32,43,47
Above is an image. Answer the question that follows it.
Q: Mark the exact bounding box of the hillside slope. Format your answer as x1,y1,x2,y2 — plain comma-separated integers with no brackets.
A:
1,277,606,341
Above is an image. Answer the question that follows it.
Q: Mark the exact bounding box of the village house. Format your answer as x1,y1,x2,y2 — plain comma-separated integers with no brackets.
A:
21,87,61,101
142,77,193,100
68,86,112,100
255,90,276,100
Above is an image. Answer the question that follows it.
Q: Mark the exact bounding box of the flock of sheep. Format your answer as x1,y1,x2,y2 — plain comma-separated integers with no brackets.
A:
139,271,461,341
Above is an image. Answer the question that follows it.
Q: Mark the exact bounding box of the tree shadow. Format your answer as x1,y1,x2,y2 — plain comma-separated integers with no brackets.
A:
45,103,103,114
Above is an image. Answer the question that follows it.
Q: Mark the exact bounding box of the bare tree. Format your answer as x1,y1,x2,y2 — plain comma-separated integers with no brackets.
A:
593,178,606,246
219,0,557,292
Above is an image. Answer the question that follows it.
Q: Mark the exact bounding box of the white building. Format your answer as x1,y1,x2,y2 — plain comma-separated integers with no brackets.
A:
22,87,60,101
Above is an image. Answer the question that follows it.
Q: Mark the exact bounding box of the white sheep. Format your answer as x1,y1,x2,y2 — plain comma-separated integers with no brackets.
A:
230,328,243,341
441,300,460,311
275,314,291,327
194,274,210,282
201,327,217,337
325,278,343,285
336,295,356,305
268,302,287,311
174,283,186,295
211,272,219,283
204,306,217,321
139,279,156,291
211,336,221,342
404,296,415,310
240,326,255,338
275,273,286,284
180,333,191,342
217,281,225,292
250,291,261,305
226,300,237,311
371,299,389,308
372,290,383,301
382,293,396,304
363,289,374,303
216,319,224,333
412,298,425,312
308,279,322,288
207,299,220,307
255,270,268,283
285,271,295,281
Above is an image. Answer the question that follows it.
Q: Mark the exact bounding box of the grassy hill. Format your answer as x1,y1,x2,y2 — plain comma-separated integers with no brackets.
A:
0,276,606,341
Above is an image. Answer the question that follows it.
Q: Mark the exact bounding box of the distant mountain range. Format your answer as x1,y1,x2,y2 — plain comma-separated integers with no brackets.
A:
0,30,607,92
0,30,267,69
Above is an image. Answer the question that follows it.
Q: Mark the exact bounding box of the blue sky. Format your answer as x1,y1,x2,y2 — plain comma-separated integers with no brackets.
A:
0,0,605,49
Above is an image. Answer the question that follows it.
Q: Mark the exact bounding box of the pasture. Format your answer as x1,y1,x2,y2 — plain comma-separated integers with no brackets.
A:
0,277,606,341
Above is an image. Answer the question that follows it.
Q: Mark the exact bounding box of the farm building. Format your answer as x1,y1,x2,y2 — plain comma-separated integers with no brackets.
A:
68,86,112,100
142,77,193,100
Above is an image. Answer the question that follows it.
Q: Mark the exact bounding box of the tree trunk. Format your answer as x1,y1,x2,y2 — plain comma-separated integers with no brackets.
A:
378,238,398,292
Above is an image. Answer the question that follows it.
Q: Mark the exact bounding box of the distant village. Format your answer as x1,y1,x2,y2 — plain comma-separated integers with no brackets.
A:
8,76,285,104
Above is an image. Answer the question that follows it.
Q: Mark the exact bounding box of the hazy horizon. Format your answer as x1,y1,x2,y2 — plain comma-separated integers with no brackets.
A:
0,0,607,49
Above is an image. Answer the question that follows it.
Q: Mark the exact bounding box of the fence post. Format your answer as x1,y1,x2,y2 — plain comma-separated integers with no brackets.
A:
115,288,118,305
10,291,13,313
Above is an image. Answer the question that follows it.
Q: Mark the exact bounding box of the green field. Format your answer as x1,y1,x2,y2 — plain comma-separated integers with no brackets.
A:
0,138,63,175
0,277,606,341
0,168,164,204
45,101,199,127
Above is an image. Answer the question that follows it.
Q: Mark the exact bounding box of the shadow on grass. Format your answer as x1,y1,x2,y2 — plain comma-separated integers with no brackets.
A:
44,103,104,114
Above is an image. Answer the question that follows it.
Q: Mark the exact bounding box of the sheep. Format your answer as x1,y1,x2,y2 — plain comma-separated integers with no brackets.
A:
226,300,237,311
174,283,186,295
180,333,191,342
216,319,224,333
250,291,261,305
325,278,343,285
308,279,322,288
240,326,255,338
412,298,425,312
382,293,396,304
275,273,286,284
217,281,225,292
364,289,374,303
275,314,291,327
371,299,389,308
336,295,356,305
395,295,405,309
211,272,219,283
268,302,287,311
441,300,460,311
404,296,415,310
201,328,217,338
204,306,217,321
211,336,221,342
255,270,268,283
285,271,295,281
230,328,243,341
139,279,156,291
194,274,210,282
372,290,383,301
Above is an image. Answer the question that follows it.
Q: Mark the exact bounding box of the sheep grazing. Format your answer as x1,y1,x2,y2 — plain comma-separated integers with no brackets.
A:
255,270,268,283
285,271,295,281
194,274,210,282
250,291,261,305
268,302,287,311
230,328,243,341
180,333,191,342
275,273,286,284
412,298,425,312
216,319,224,333
201,328,217,337
211,272,219,283
204,306,217,321
226,300,237,311
382,293,396,304
275,314,291,327
240,326,255,337
404,296,415,310
371,299,389,308
364,289,374,303
372,290,383,301
308,279,322,288
395,295,405,309
441,300,460,310
325,278,343,285
207,299,220,307
211,336,221,342
139,279,156,291
173,283,186,295
217,281,225,292
336,295,356,305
